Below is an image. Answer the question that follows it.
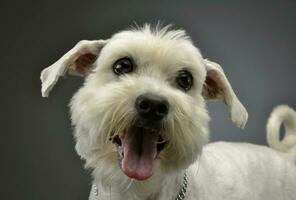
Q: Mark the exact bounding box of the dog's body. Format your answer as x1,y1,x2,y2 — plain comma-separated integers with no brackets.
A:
89,142,296,200
40,25,296,200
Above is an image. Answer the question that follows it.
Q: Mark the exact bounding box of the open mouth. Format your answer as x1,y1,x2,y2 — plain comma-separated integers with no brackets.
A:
112,125,166,180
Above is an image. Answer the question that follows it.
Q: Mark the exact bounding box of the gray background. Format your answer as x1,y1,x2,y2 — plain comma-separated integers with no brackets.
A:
1,0,295,199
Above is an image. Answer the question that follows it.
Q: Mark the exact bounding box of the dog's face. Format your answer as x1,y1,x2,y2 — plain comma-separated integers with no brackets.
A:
41,25,247,189
70,27,209,182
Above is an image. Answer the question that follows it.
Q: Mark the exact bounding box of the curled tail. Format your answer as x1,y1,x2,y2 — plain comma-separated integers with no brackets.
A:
267,105,296,154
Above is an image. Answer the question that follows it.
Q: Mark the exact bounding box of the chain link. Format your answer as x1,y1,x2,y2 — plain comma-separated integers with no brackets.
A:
175,172,188,200
93,184,99,200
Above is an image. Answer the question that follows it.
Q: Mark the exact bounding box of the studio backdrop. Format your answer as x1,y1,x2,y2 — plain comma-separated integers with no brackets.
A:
1,1,295,199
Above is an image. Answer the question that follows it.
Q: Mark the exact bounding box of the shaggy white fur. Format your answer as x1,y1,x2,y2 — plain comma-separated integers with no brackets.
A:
40,25,296,200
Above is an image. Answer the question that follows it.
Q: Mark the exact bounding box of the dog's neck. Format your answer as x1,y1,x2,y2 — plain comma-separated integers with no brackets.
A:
90,170,187,200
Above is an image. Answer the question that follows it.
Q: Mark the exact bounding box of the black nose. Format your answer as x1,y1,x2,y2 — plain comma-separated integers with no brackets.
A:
135,93,169,122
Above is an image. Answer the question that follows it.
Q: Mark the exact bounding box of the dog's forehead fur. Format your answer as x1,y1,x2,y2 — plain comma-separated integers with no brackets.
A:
93,25,206,93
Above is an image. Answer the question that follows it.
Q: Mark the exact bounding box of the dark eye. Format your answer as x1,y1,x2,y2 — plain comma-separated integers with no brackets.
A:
113,58,134,75
176,70,193,91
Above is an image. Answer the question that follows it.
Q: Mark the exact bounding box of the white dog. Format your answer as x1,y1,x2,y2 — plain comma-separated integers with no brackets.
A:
40,25,296,200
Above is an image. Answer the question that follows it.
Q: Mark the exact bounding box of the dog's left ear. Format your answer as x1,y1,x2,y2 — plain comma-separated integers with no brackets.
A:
40,40,107,97
202,59,248,129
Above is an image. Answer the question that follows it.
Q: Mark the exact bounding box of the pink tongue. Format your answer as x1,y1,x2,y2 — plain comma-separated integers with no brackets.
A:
121,128,158,180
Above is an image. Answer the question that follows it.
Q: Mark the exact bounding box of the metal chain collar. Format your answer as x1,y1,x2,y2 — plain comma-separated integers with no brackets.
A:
93,172,188,200
175,172,188,200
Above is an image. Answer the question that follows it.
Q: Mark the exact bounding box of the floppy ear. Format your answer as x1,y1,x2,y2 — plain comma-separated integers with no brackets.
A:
202,59,248,129
40,40,107,97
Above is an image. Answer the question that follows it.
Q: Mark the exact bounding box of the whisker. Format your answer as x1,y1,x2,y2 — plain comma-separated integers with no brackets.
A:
195,151,203,176
155,139,168,144
121,179,134,193
95,151,116,160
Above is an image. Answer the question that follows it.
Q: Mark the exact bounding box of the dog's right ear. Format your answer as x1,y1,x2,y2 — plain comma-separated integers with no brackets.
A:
202,59,248,129
40,40,107,97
